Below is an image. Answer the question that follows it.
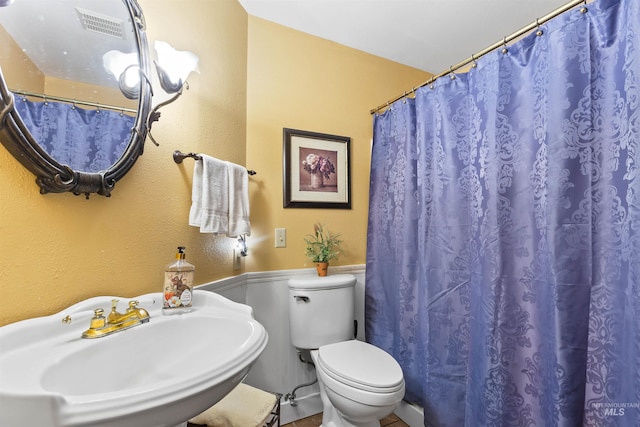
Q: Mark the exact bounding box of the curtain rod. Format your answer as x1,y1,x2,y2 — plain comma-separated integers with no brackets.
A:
10,89,137,114
370,0,588,115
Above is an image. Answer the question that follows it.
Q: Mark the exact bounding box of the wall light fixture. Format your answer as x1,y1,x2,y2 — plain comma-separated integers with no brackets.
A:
146,41,199,146
103,41,199,146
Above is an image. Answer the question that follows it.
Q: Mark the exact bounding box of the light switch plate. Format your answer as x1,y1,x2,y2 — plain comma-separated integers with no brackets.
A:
275,228,286,248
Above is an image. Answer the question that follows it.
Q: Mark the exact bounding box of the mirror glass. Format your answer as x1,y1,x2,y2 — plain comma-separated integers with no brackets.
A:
0,0,151,196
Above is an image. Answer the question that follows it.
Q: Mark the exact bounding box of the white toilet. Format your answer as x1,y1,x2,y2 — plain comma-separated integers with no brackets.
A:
288,274,405,427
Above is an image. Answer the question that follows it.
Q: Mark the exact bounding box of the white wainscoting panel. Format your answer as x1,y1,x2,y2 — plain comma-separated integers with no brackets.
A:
197,265,385,424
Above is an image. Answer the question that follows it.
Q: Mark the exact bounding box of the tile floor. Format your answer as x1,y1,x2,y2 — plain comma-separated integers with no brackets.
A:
282,412,409,427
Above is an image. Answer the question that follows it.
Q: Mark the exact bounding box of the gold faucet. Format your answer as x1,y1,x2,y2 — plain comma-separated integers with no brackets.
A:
82,299,150,339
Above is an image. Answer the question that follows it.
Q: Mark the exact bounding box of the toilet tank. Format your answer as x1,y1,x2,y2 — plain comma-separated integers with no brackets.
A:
288,274,356,350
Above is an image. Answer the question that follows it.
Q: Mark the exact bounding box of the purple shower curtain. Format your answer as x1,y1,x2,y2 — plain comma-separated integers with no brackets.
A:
366,0,640,425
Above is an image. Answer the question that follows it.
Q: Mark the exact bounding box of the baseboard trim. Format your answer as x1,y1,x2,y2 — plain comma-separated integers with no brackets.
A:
280,392,323,425
394,400,424,427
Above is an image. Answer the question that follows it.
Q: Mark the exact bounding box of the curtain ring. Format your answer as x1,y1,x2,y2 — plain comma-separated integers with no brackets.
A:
580,0,588,12
429,76,435,89
536,18,544,36
449,66,456,80
502,36,509,54
471,53,477,68
71,101,76,110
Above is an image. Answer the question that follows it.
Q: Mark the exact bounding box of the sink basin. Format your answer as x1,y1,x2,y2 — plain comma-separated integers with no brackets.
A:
0,290,268,427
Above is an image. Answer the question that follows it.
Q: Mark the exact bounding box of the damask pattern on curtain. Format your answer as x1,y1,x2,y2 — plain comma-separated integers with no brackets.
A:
14,98,135,173
366,0,640,425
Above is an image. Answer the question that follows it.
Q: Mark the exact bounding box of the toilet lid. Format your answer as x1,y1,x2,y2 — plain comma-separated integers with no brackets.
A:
317,340,404,393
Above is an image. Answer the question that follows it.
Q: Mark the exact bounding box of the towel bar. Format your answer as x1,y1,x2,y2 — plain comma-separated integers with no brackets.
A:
173,150,257,175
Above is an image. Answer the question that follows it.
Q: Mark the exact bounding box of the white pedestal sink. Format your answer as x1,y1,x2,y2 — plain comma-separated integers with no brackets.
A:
0,290,268,427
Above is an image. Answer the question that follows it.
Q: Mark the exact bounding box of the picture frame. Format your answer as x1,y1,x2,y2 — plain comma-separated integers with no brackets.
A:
283,128,351,209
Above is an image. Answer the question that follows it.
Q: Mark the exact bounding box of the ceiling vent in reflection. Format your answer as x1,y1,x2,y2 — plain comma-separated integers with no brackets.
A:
75,7,125,39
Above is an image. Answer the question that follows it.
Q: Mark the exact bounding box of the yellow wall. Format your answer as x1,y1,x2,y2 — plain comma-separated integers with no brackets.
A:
245,16,428,272
0,0,249,326
0,0,429,326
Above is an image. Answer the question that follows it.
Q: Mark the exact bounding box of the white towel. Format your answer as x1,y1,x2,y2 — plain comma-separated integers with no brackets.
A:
189,155,251,237
226,161,251,237
189,154,229,233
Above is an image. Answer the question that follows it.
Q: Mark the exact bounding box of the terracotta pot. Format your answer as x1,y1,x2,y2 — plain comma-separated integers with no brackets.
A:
316,262,329,276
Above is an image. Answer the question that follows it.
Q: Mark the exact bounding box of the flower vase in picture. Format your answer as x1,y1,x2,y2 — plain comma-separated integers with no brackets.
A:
316,262,329,277
310,172,324,189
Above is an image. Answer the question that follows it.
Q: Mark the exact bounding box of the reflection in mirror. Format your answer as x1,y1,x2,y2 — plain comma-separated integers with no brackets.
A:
103,50,141,99
0,0,151,197
12,95,136,173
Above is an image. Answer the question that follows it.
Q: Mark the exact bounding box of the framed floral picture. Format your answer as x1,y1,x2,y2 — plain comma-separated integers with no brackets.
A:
283,128,351,209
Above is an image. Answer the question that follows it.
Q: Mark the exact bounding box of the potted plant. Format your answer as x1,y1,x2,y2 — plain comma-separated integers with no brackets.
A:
304,223,342,276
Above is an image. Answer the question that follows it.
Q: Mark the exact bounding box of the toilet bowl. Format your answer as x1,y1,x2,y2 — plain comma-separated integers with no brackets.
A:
288,274,405,427
311,340,405,427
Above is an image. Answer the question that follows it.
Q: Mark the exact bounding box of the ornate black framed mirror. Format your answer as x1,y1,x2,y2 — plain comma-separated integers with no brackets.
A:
0,0,152,197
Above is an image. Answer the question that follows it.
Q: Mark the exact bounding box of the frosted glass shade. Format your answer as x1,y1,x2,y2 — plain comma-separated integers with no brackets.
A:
153,40,199,93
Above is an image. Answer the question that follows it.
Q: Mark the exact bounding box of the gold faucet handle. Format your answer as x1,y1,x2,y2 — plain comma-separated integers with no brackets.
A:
82,308,107,338
87,308,106,330
128,300,139,311
107,300,122,324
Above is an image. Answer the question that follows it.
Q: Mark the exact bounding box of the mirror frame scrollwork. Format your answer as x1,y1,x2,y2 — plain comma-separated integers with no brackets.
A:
0,0,152,198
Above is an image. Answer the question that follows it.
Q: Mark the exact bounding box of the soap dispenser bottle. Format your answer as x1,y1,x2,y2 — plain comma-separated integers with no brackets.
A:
163,246,195,314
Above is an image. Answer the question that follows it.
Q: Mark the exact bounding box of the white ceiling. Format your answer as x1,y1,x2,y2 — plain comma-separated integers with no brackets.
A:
237,0,572,73
0,0,574,89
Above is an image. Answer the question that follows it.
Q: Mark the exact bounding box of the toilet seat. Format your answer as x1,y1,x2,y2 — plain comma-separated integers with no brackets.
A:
317,340,404,394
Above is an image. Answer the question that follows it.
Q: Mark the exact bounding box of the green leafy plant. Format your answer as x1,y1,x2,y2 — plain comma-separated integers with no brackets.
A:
304,223,342,263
